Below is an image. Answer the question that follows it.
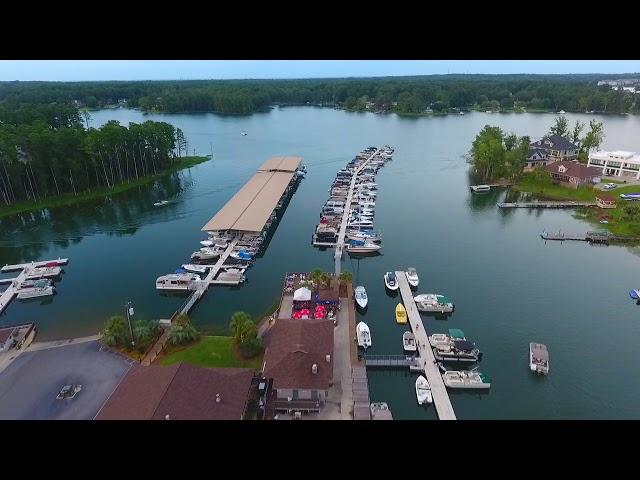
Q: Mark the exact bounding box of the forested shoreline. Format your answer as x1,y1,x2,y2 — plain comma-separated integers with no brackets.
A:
1,74,639,115
0,102,196,208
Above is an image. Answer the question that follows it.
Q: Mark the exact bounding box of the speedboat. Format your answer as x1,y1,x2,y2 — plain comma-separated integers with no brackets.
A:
395,303,407,324
356,322,372,349
370,402,393,420
348,218,374,228
200,240,229,248
354,286,368,309
191,247,223,261
414,294,454,313
403,331,417,352
406,267,419,287
154,200,170,207
442,369,491,389
384,272,398,290
470,185,491,193
415,375,433,405
529,342,549,375
620,193,640,201
182,264,208,274
241,131,247,136
156,272,200,291
630,289,640,300
347,231,381,243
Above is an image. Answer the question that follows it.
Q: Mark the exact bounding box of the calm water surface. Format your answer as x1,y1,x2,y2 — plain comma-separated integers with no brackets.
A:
2,107,640,419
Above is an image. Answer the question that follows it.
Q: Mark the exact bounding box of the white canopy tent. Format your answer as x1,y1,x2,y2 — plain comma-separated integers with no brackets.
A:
293,286,312,301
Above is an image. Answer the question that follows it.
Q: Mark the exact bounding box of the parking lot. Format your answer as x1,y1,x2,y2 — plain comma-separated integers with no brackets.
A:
0,340,134,420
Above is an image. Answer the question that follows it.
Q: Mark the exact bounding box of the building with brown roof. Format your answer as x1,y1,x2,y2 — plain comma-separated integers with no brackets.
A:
262,318,333,409
544,161,602,188
96,363,254,420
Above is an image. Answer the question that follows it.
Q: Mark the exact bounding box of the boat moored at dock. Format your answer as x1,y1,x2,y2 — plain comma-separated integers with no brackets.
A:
442,368,491,389
405,267,419,287
403,331,417,352
156,272,201,291
433,337,482,363
370,402,393,420
17,279,55,299
384,271,398,290
395,303,407,324
414,293,454,313
470,185,491,193
415,375,433,405
354,286,368,309
356,322,372,349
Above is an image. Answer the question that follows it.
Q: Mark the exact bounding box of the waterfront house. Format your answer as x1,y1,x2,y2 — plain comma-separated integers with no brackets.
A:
261,318,333,413
96,363,254,420
587,150,640,180
544,161,602,188
596,195,617,209
530,135,579,162
524,148,549,171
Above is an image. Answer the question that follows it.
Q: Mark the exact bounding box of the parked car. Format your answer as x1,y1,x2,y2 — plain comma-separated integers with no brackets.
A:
603,183,618,190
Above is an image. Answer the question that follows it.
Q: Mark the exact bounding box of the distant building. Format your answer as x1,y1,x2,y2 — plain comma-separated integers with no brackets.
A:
261,318,333,413
96,363,254,420
588,150,640,179
544,160,602,188
524,148,549,171
530,135,579,162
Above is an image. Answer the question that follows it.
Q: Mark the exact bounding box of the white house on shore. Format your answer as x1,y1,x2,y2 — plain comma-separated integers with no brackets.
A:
588,150,640,179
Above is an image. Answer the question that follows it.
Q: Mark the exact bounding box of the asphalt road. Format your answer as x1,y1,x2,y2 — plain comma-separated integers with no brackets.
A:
0,340,134,420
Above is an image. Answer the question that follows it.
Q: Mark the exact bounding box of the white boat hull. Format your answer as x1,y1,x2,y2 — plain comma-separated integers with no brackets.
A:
415,375,433,405
356,322,372,349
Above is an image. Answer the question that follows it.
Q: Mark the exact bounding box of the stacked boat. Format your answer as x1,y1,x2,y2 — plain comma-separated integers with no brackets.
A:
15,262,64,299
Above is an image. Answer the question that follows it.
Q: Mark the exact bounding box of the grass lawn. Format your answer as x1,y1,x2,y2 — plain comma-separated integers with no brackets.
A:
0,155,210,218
160,336,264,370
514,172,640,237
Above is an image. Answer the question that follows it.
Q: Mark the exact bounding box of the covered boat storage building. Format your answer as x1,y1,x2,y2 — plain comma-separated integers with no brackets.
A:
201,156,302,234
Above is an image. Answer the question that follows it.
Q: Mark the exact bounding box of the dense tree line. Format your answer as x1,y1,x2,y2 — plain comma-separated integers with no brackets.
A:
1,74,639,115
0,102,187,205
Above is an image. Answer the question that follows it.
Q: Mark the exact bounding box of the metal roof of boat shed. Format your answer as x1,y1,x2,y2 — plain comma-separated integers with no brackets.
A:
201,156,302,233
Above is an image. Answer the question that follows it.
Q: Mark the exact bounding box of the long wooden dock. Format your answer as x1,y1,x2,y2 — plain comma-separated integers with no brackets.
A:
334,149,380,275
363,354,423,371
395,270,456,420
498,201,597,208
2,258,68,272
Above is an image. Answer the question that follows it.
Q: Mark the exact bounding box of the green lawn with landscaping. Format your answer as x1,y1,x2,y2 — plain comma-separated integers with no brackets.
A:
514,171,640,236
160,336,264,370
0,155,210,218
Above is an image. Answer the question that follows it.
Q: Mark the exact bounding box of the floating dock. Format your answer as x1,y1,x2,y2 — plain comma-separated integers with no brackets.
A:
395,270,456,420
363,354,423,371
334,148,380,275
0,258,67,315
498,201,596,208
540,231,639,243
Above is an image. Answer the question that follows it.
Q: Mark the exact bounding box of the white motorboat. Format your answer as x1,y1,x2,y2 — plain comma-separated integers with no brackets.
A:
403,331,417,352
406,267,419,287
470,185,491,193
191,247,223,261
529,342,549,375
182,264,209,274
346,241,381,254
17,279,55,299
354,286,368,309
200,240,229,248
241,131,247,136
433,339,482,363
348,219,374,228
156,272,200,291
347,231,381,243
415,375,433,405
442,369,491,389
154,200,169,207
429,329,466,347
356,322,372,349
414,294,454,313
384,271,398,290
370,402,393,420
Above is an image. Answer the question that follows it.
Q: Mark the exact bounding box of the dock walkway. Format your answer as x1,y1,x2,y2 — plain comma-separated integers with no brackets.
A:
395,270,456,420
363,354,422,370
334,149,380,275
498,201,596,208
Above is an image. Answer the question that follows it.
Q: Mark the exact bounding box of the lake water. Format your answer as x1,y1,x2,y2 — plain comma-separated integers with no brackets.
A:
2,107,640,419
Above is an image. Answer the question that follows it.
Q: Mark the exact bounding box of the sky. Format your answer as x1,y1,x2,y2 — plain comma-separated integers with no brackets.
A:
0,60,639,81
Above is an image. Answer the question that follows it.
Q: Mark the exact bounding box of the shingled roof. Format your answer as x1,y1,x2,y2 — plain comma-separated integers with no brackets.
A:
96,363,254,420
544,160,602,180
262,318,333,391
531,135,579,152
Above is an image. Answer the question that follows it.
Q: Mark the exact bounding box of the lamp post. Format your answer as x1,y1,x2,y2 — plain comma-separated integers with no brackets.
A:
125,301,135,347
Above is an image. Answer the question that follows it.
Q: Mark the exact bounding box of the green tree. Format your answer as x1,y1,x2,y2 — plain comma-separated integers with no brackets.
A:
101,315,130,347
229,311,254,344
549,115,569,137
571,120,585,145
580,120,605,160
339,271,353,285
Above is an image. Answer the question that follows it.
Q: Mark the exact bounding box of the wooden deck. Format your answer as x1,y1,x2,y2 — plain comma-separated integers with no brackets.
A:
395,271,456,420
334,149,380,275
498,201,597,208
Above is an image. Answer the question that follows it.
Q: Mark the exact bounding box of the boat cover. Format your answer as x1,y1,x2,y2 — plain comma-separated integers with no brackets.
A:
293,287,312,301
453,340,475,351
175,268,187,274
448,328,465,339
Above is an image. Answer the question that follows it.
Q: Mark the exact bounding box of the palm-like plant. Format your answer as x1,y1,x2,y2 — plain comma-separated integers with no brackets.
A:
230,311,252,344
101,315,129,346
339,271,353,285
